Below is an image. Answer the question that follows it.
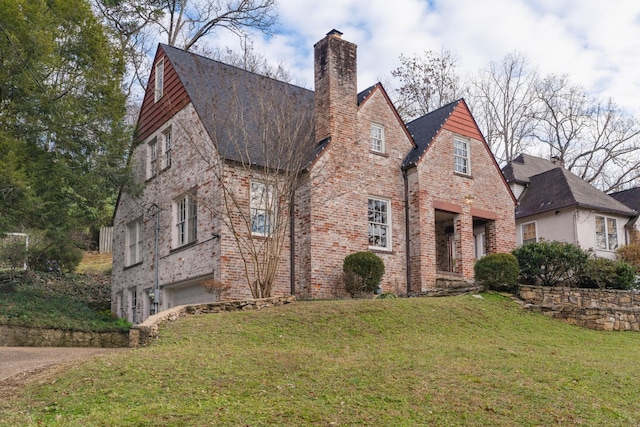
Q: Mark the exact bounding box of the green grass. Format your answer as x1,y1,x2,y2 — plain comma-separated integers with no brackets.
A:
0,271,127,332
2,294,640,426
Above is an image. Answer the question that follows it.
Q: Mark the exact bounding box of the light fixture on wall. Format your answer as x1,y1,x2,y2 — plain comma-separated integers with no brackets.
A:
464,194,475,205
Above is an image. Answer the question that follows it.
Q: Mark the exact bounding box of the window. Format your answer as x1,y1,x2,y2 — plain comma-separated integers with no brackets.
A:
149,138,157,178
521,222,537,244
130,288,137,324
368,198,391,250
370,124,385,153
176,192,197,246
474,232,486,259
126,218,143,266
250,181,274,236
162,127,172,169
454,138,470,175
154,59,164,102
595,215,618,251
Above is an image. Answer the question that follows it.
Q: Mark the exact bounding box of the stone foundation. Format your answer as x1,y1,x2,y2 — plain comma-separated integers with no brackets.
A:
518,285,640,331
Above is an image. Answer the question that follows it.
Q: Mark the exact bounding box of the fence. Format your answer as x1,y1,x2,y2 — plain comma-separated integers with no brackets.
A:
99,226,113,253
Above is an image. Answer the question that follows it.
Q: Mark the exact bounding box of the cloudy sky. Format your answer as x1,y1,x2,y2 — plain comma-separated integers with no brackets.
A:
208,0,640,116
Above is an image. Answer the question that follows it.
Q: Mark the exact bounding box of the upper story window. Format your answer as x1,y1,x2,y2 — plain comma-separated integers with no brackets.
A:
370,124,385,153
595,215,618,251
454,138,470,175
250,181,275,236
148,138,157,179
162,127,172,169
521,222,537,245
154,59,164,102
126,217,143,266
368,197,391,250
175,192,197,247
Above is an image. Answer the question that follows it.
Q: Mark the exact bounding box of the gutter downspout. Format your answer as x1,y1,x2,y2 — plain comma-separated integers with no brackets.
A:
289,190,295,296
153,204,160,315
403,169,412,296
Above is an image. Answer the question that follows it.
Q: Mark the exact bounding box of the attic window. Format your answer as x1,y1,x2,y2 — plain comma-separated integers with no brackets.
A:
155,59,164,102
454,138,470,175
370,124,385,153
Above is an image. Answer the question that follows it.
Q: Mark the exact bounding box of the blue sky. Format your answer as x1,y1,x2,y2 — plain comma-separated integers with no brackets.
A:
202,0,640,116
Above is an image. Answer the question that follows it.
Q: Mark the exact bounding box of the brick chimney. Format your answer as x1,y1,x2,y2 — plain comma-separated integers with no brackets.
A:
314,29,357,144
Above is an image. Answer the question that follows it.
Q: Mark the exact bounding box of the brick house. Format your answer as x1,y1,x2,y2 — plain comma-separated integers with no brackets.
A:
112,30,516,323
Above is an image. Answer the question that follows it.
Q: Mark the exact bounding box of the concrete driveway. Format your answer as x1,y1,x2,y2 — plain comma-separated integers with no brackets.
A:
0,347,129,382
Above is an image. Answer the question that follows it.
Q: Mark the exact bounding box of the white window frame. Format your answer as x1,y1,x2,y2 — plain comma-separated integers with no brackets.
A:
175,192,197,247
154,59,164,102
130,288,138,324
162,127,172,169
521,222,537,245
148,138,157,178
126,217,143,266
474,232,486,259
250,181,275,236
454,137,470,175
595,215,618,251
370,123,385,153
368,197,392,250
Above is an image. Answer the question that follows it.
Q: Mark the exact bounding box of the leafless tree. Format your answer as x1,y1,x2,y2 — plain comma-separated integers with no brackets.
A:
531,74,640,192
93,0,278,95
468,52,539,164
167,58,316,298
391,49,465,121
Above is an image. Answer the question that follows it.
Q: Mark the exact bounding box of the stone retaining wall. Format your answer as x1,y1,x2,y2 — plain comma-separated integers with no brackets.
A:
518,285,640,331
0,325,130,347
0,296,295,347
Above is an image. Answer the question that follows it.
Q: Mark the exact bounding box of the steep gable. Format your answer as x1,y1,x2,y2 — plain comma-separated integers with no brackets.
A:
357,83,415,148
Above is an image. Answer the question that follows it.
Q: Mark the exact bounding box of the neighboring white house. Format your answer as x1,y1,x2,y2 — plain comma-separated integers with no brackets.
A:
610,187,640,246
502,154,637,259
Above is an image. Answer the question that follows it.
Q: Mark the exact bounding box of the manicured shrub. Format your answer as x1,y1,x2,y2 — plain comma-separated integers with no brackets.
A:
617,244,640,268
579,257,637,290
343,252,385,297
512,241,588,287
474,253,520,292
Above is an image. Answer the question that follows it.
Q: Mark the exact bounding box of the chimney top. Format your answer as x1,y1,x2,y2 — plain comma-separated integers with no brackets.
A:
550,155,564,167
327,29,343,38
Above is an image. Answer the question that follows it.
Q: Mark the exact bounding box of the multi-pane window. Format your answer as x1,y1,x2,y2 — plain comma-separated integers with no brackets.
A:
250,181,274,236
155,59,164,102
176,193,197,246
595,215,618,250
149,139,157,178
370,124,385,153
454,138,470,175
130,288,137,324
163,127,172,169
521,222,537,244
368,198,391,250
126,218,143,266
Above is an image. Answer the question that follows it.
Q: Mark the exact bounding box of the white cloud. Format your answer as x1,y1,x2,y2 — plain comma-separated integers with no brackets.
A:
197,0,640,116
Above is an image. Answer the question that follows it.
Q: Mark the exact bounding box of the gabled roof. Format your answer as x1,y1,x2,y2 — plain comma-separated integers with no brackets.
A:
160,44,315,167
402,99,459,169
502,153,560,184
609,187,640,212
515,165,636,219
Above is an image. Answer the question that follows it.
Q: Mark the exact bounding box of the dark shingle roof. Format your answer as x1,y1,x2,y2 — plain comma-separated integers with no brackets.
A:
516,166,636,219
161,44,315,168
609,187,640,212
502,153,560,184
357,85,376,105
402,100,460,169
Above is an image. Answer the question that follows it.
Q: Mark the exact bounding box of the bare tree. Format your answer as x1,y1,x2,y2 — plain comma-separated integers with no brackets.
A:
468,52,538,164
532,74,640,192
164,56,316,298
391,49,465,121
93,0,278,95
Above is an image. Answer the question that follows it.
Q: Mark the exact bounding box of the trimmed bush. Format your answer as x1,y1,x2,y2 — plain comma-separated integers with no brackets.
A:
617,244,640,268
512,241,588,287
579,257,637,290
343,252,385,297
474,253,520,292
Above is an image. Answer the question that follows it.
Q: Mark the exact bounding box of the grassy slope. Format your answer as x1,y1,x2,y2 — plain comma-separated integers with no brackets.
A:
2,294,639,426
